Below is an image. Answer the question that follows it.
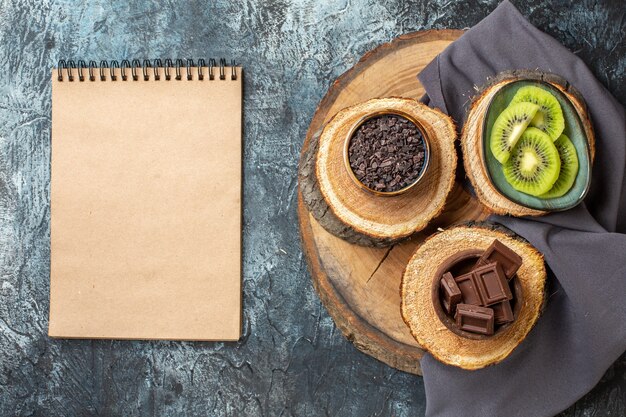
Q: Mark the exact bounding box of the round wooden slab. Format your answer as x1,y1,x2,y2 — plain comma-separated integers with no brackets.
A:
301,97,457,247
401,224,546,370
462,70,596,216
298,29,493,375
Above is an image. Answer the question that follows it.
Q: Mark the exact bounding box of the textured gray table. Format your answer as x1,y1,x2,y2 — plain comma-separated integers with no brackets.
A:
0,1,624,416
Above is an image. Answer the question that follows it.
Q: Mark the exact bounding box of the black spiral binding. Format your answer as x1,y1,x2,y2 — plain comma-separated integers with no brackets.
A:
57,59,237,82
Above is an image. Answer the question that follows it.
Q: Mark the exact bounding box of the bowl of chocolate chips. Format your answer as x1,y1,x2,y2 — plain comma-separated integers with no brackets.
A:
345,111,430,196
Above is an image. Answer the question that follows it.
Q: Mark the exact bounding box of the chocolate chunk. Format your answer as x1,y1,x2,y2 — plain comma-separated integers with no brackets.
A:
454,304,495,335
440,272,462,314
454,272,483,306
475,240,523,280
347,114,426,193
492,300,514,324
473,263,512,306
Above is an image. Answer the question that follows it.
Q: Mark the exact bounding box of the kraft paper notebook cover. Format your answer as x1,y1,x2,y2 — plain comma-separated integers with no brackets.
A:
49,59,242,340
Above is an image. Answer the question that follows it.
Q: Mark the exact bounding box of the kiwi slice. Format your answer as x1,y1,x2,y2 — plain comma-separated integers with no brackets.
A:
540,134,579,198
490,101,540,164
510,85,565,141
503,127,561,196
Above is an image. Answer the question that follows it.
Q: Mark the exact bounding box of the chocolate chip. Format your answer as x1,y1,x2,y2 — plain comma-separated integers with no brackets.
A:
348,114,426,193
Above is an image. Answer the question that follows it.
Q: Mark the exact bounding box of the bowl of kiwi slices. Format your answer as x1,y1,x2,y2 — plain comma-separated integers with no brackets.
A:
462,70,595,216
481,79,593,212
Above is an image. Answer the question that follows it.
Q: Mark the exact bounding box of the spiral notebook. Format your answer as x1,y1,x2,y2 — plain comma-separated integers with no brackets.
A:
49,59,242,340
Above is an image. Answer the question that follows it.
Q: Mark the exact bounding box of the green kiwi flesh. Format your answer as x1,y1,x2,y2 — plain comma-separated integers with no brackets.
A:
540,134,579,198
490,101,540,164
510,86,565,141
503,127,561,196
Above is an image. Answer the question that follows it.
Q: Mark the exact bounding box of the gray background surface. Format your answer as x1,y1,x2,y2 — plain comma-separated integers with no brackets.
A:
0,0,624,416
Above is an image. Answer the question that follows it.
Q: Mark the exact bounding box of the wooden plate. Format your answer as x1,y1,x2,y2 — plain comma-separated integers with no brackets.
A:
301,97,457,247
462,70,596,217
297,29,492,375
401,224,546,370
483,80,592,211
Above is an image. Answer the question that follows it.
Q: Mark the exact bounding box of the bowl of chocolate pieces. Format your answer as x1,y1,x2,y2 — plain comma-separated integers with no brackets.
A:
345,110,430,196
435,239,522,339
401,223,547,370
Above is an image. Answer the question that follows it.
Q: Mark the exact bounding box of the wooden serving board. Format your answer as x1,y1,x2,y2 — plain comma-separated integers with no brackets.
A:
297,29,492,375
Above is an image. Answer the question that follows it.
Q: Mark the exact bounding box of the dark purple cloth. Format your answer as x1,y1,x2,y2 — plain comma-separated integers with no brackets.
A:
417,1,626,416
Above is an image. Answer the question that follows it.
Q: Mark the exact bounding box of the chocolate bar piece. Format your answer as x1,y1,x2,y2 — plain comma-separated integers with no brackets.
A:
454,303,494,335
475,239,523,280
441,272,462,314
454,272,483,306
473,263,512,306
492,300,514,324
